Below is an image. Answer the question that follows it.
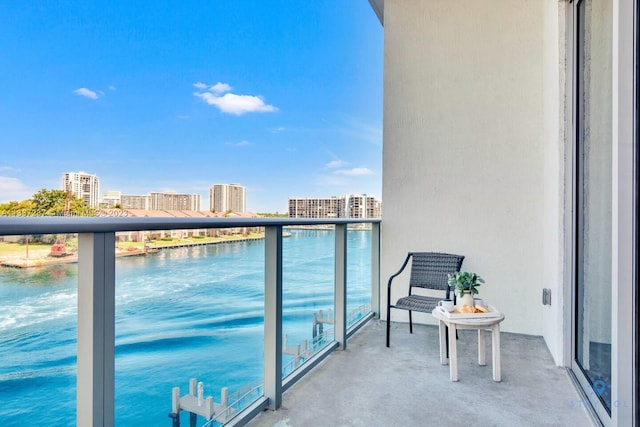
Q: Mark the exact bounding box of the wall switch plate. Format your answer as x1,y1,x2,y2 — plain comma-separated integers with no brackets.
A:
542,288,551,305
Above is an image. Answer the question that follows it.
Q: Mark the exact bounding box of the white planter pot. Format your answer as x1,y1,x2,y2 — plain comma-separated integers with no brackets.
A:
457,291,475,307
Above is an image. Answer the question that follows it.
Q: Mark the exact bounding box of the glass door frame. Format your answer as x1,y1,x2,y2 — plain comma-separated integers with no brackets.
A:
634,0,639,423
569,0,613,422
566,0,637,424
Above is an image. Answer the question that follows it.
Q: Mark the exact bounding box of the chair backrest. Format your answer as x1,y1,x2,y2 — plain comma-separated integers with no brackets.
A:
408,252,465,293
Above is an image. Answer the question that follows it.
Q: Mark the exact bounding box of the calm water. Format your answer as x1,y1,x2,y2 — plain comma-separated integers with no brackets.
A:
0,229,372,426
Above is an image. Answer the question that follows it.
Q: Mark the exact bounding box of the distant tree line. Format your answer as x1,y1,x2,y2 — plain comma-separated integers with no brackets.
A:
0,188,94,217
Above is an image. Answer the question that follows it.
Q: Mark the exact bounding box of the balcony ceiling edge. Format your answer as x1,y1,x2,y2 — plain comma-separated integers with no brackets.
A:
368,0,384,25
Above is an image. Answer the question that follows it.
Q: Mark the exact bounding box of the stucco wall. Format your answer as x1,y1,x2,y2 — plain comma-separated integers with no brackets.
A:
382,0,555,337
542,0,566,367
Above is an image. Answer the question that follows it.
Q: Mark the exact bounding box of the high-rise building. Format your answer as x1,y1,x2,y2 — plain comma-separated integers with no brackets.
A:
61,171,100,207
121,195,150,210
288,194,381,219
347,194,382,219
149,192,201,211
288,196,346,219
209,184,246,213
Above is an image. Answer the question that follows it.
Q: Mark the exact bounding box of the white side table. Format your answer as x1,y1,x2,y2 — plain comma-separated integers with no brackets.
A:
432,305,505,382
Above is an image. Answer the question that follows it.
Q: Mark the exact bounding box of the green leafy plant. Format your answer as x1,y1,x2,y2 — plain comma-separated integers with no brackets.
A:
447,271,484,297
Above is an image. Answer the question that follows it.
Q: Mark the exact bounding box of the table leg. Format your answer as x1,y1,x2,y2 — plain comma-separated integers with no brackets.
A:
448,323,458,381
492,323,501,382
438,320,448,365
478,328,486,366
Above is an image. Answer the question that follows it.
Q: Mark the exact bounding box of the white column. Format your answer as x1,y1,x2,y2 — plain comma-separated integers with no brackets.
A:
335,224,347,349
264,226,283,410
612,0,635,423
77,232,116,427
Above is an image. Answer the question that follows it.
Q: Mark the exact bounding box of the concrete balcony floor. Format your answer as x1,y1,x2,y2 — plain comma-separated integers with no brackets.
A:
248,320,594,426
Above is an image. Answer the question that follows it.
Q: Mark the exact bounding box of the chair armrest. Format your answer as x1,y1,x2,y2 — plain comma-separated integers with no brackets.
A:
387,253,412,289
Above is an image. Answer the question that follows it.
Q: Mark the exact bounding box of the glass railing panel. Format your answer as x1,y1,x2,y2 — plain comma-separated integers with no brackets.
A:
281,227,336,378
0,233,79,425
346,224,372,329
113,228,265,426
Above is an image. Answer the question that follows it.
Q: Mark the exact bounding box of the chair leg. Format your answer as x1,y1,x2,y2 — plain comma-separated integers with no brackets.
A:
409,311,413,334
386,305,391,347
445,326,449,358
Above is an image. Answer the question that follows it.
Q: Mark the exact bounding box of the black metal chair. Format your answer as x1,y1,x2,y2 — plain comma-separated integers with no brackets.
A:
386,252,464,347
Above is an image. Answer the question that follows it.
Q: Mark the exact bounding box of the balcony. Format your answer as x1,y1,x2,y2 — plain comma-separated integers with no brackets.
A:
0,216,593,426
248,320,594,426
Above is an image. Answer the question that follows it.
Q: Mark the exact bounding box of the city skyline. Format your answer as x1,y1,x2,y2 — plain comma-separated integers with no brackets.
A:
0,2,383,213
54,171,380,214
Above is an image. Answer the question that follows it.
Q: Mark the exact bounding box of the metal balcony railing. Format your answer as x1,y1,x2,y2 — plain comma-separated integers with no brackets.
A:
0,217,381,427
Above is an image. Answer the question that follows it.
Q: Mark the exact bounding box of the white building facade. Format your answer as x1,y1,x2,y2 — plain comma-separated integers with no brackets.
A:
209,184,246,213
120,195,150,210
347,194,381,219
149,192,201,211
101,191,121,208
288,194,381,219
371,0,637,424
61,171,100,207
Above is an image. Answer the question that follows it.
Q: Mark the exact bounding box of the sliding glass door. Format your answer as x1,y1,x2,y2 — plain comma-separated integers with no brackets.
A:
573,0,613,418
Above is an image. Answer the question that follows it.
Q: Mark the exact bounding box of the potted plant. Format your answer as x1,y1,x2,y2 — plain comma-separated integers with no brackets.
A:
447,271,484,307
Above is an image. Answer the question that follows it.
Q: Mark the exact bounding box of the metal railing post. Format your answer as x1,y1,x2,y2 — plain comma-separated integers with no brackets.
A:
77,232,116,427
334,224,347,349
264,226,283,410
371,222,381,317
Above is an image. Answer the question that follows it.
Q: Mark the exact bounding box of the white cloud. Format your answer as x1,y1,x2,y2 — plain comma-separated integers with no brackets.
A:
270,126,286,133
193,82,208,89
73,87,100,100
195,91,278,116
326,160,348,169
225,140,251,147
210,82,232,94
0,176,31,202
334,167,374,176
108,85,116,91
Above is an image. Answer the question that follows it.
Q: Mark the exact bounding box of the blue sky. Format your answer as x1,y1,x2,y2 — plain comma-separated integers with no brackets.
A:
0,1,383,213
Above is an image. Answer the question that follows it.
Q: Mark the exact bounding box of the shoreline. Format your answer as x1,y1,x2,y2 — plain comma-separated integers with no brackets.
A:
0,234,275,269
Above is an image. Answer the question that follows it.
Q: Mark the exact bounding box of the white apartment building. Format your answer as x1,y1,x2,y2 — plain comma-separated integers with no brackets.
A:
288,196,345,219
61,171,100,207
209,184,246,213
101,191,121,208
149,192,201,211
120,195,150,210
288,195,381,219
347,194,382,219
